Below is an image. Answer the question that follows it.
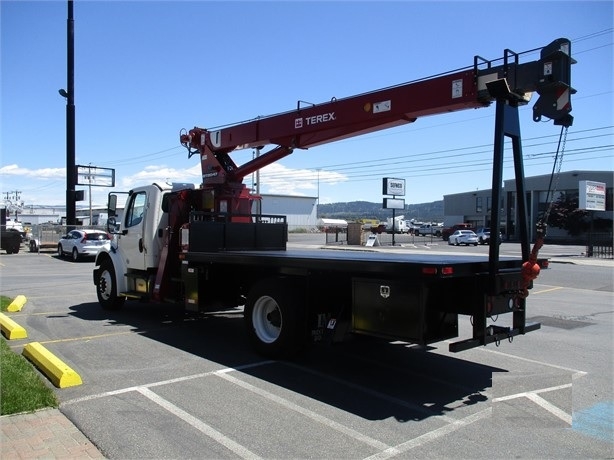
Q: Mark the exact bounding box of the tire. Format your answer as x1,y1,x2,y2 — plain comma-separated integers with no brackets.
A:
455,240,459,246
57,244,64,258
29,241,37,253
473,243,478,246
72,247,80,262
96,258,126,310
244,278,304,358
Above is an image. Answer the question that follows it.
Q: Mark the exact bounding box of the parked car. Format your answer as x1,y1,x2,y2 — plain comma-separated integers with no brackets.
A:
475,227,491,245
448,229,479,246
475,227,502,245
57,229,111,261
442,223,474,241
416,223,442,237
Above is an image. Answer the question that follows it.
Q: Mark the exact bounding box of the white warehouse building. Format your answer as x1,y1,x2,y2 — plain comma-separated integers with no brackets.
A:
256,194,318,231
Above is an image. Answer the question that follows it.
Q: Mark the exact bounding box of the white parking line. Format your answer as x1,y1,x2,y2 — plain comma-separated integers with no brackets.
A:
492,382,573,425
136,387,263,460
492,382,572,402
63,360,276,405
363,409,492,460
525,393,572,425
216,371,395,452
65,356,572,459
478,347,588,378
283,361,460,424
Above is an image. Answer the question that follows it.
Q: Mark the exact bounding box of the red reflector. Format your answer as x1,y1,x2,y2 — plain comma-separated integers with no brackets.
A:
441,266,454,275
422,267,438,275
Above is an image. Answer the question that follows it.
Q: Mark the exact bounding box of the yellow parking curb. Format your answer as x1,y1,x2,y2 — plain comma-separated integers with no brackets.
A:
7,295,27,312
22,342,82,388
0,313,27,340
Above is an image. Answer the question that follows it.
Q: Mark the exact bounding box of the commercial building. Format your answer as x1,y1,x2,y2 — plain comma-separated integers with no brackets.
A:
256,194,318,231
443,170,613,242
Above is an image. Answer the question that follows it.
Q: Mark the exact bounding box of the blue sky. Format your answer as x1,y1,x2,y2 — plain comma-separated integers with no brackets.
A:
1,1,613,210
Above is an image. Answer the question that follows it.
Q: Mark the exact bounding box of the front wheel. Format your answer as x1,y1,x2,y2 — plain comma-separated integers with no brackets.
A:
245,278,304,358
96,258,126,310
57,244,64,258
29,241,37,252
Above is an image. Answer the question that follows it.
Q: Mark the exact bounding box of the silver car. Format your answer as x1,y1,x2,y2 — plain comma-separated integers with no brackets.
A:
58,229,111,261
448,229,479,246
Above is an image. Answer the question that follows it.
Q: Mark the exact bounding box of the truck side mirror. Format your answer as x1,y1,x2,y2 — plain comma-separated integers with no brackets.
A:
108,194,118,217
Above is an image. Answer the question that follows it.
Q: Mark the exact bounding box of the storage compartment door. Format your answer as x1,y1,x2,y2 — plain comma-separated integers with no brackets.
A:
352,278,424,343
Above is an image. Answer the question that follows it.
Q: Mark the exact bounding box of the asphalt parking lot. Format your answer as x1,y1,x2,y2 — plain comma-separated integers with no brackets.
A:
1,238,612,459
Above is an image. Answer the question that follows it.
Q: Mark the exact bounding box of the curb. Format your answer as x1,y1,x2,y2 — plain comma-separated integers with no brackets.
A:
7,294,27,312
0,312,27,340
22,342,83,388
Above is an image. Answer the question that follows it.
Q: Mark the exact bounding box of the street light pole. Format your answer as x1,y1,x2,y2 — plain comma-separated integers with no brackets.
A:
316,168,320,218
64,0,76,228
88,164,93,225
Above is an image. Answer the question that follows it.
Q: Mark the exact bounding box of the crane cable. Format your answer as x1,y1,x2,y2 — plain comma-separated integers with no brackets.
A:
520,125,568,298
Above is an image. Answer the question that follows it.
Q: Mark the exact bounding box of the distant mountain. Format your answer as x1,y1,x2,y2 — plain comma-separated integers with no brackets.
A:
318,200,443,223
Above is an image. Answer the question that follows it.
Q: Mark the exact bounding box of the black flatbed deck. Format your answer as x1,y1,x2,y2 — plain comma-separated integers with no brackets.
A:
186,248,523,277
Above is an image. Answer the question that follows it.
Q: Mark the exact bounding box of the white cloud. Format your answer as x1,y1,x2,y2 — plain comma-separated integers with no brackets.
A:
0,164,65,178
119,164,202,189
258,163,347,196
2,161,349,207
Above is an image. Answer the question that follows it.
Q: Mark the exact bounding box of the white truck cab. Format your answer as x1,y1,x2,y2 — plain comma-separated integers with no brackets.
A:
94,183,195,308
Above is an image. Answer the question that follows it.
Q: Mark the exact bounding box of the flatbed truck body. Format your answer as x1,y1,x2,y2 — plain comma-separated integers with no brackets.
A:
182,245,535,354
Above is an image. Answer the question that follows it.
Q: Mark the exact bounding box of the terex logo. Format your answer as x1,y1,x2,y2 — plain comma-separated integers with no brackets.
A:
295,112,336,129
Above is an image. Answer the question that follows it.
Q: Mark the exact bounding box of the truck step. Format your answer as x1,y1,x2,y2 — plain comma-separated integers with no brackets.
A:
119,291,148,300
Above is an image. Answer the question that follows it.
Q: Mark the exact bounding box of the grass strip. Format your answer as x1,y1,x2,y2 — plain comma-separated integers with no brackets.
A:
1,295,58,415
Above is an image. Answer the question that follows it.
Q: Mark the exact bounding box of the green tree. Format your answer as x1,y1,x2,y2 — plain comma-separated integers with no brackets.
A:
546,192,589,236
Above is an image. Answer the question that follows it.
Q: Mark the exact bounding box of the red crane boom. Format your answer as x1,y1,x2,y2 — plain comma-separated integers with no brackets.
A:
179,38,574,216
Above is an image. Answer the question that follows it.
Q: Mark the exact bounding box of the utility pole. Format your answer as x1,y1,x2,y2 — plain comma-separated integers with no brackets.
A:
3,191,22,221
61,0,76,228
316,168,321,218
87,164,93,225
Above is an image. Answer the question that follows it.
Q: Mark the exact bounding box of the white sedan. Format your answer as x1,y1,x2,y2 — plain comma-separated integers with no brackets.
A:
58,229,111,261
448,229,479,246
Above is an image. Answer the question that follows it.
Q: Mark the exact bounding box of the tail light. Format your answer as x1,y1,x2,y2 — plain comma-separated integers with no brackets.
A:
421,266,454,276
81,232,87,243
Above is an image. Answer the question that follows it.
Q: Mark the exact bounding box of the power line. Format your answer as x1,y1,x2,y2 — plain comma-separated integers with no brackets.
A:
259,126,613,179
